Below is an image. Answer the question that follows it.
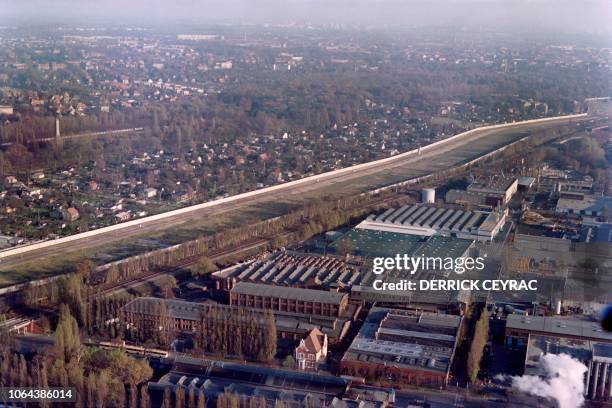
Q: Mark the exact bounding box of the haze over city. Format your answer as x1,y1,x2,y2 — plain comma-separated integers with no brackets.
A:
1,0,611,35
0,1,609,407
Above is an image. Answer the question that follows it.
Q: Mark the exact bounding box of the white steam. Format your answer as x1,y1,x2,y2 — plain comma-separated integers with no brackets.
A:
504,353,588,408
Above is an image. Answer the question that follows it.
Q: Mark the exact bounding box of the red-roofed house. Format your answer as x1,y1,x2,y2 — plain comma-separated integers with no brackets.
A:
294,328,328,370
61,207,80,222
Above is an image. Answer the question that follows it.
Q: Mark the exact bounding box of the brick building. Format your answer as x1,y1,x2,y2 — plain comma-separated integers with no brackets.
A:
294,328,328,371
229,282,349,318
340,307,462,387
121,296,353,345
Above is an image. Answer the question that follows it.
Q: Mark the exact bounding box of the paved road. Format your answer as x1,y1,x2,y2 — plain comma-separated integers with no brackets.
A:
0,115,597,273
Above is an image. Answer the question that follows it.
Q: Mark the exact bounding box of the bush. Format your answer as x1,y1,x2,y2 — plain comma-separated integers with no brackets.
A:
282,355,295,368
190,257,218,277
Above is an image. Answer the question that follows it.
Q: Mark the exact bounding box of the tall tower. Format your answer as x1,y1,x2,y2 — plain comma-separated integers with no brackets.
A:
55,114,61,139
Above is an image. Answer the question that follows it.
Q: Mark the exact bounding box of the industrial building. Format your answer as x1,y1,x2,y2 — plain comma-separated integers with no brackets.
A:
340,307,462,387
329,228,474,259
555,193,612,217
121,296,353,344
355,203,506,242
524,335,612,401
213,251,361,291
557,179,594,193
122,297,256,335
350,284,468,312
510,225,611,292
537,169,594,194
326,229,474,311
445,189,498,208
517,176,536,191
510,225,575,274
148,355,396,408
466,177,518,204
505,314,612,349
230,282,349,318
446,177,518,208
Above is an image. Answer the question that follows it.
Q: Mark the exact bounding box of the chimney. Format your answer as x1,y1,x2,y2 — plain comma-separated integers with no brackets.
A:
55,114,61,139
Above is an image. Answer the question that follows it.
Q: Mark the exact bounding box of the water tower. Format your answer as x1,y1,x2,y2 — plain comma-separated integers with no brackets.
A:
421,188,435,204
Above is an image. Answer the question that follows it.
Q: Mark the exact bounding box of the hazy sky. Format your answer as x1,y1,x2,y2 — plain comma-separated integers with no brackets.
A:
1,0,610,35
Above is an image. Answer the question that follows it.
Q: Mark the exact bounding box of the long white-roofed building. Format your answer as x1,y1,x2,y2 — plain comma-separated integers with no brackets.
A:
356,203,506,242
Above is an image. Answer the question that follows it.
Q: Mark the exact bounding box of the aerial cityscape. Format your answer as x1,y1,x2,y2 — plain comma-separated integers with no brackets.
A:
0,0,610,407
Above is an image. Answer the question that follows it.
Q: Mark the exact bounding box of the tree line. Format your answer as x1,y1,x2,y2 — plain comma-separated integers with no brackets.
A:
196,306,277,363
0,305,153,408
87,191,401,288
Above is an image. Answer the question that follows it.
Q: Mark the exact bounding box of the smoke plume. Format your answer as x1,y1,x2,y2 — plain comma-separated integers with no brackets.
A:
504,353,588,408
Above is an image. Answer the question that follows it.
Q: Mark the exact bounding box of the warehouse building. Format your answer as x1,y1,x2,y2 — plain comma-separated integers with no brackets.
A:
326,229,473,312
510,225,575,273
446,177,518,208
122,296,353,344
329,228,473,260
445,189,497,209
340,307,462,387
466,177,518,203
230,282,349,318
355,203,506,242
505,314,612,349
350,284,469,313
148,355,396,408
556,193,612,217
122,297,254,334
523,335,612,401
510,225,611,290
213,251,361,291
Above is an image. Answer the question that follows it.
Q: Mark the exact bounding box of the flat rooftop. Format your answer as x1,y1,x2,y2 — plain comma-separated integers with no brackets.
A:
556,194,612,213
351,284,468,306
330,228,424,258
468,177,517,194
342,307,461,374
525,335,593,375
593,343,612,363
593,223,612,243
506,314,612,343
518,176,536,187
329,228,473,260
231,282,347,305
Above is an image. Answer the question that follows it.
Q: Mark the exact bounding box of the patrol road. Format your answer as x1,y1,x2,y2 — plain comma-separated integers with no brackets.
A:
0,113,594,273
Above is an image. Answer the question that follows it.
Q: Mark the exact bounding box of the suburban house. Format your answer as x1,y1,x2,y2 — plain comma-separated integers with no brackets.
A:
61,207,80,222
